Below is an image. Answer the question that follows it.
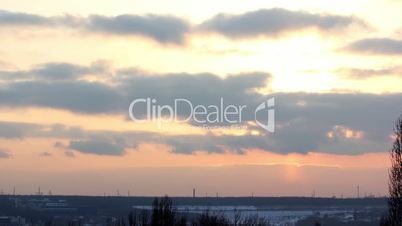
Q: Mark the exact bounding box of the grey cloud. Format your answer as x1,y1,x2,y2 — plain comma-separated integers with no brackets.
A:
335,66,402,79
198,8,363,38
165,138,225,154
0,80,123,113
49,85,402,155
0,9,364,43
0,63,400,155
0,10,189,44
64,150,75,158
0,69,270,116
0,150,11,158
0,10,82,27
0,63,103,80
69,139,126,156
161,93,402,155
0,121,40,138
0,121,85,140
31,63,99,80
344,38,402,55
119,71,269,97
54,141,65,148
0,88,399,157
86,14,189,44
39,152,52,157
119,71,270,122
268,93,401,154
0,10,49,25
0,61,111,81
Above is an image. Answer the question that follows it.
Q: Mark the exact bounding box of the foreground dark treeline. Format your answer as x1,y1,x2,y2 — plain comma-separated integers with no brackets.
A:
0,195,387,226
107,196,273,226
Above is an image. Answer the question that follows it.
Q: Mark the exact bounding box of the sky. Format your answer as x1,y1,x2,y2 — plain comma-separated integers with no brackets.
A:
0,0,402,197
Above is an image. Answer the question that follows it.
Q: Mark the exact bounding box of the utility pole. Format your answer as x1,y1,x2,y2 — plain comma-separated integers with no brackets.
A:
357,185,360,199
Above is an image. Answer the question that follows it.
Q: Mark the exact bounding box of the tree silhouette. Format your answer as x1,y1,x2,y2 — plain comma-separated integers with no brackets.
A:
151,196,176,226
388,114,402,226
128,196,273,226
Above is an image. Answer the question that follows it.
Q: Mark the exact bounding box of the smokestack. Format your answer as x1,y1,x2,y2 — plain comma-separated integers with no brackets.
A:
193,188,196,198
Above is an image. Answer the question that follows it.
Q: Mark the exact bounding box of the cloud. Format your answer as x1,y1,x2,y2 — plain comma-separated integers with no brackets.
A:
0,9,364,43
39,151,52,157
344,38,402,55
86,14,189,44
0,80,123,113
0,10,49,25
1,91,399,156
0,61,110,81
198,8,364,38
335,66,402,79
159,92,401,155
0,150,11,158
0,10,189,44
54,141,65,148
0,68,269,115
0,62,400,155
69,139,126,156
64,150,75,158
0,121,85,140
0,88,399,157
0,121,40,138
30,62,108,80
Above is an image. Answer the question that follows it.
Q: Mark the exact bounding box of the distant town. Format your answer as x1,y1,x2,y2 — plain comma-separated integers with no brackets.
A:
0,193,388,226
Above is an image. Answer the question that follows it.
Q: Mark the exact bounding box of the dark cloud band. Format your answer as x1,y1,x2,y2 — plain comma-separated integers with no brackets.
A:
0,62,400,155
0,9,364,43
198,8,363,38
0,150,11,158
344,38,402,55
0,10,189,44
